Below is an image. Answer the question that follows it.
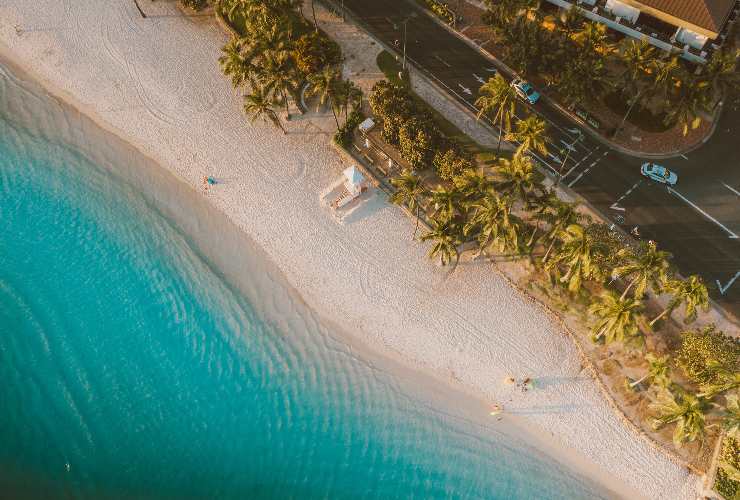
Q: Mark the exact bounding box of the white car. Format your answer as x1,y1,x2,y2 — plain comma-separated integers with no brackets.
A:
641,162,677,186
510,79,540,104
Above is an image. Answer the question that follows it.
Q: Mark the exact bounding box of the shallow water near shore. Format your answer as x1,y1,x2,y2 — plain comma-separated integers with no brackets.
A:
0,62,617,499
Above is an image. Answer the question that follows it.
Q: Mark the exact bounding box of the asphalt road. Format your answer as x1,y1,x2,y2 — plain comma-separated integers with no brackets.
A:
333,0,740,316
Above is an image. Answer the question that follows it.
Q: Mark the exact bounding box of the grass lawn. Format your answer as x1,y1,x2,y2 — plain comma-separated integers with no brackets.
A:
375,51,501,165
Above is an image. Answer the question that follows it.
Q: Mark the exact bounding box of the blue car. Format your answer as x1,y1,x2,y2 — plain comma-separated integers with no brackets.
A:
641,162,678,186
511,79,540,104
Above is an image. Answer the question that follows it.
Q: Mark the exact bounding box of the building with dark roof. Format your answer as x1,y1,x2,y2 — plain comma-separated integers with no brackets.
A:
543,0,738,62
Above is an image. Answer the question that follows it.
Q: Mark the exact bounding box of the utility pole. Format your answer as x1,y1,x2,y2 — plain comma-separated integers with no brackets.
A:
555,131,582,186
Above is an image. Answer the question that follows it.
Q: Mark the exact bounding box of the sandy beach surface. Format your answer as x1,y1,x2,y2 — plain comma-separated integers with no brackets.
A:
0,1,701,498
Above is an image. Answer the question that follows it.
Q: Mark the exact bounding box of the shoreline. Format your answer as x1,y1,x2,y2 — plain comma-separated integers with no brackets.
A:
0,2,699,497
0,46,632,500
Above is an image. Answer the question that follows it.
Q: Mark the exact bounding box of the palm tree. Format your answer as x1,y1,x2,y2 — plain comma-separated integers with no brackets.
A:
699,361,740,398
664,74,711,136
310,0,318,32
575,21,611,55
453,169,495,204
495,154,543,208
650,55,681,103
306,65,341,128
701,48,740,103
721,394,740,439
547,224,603,293
613,39,655,137
536,200,585,263
219,38,252,88
556,5,583,40
390,172,427,239
651,388,710,448
243,86,285,134
589,291,643,344
612,241,672,300
475,74,517,154
629,353,671,389
506,115,548,158
650,275,709,326
420,218,461,270
260,51,300,119
464,193,523,256
429,186,462,222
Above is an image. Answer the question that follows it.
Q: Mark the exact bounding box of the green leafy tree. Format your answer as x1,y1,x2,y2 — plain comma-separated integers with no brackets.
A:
399,118,439,170
390,171,427,239
722,394,740,439
219,38,254,88
433,147,473,181
676,325,739,386
293,31,341,76
475,74,516,153
613,39,656,137
699,361,740,398
453,169,495,204
612,241,672,300
650,275,709,326
589,291,644,345
260,51,301,119
651,388,710,448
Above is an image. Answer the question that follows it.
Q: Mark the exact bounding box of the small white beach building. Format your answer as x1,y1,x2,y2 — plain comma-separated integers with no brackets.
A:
331,166,368,209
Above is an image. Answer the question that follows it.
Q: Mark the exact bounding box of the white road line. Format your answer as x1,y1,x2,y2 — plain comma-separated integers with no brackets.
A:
434,55,452,67
722,182,740,197
610,180,642,210
717,271,740,295
559,139,577,152
568,171,586,187
679,154,689,160
560,147,599,181
667,187,739,239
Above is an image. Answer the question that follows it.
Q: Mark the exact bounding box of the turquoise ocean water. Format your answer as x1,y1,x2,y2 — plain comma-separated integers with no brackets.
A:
0,74,612,499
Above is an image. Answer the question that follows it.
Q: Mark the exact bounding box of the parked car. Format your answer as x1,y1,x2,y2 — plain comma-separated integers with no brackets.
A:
511,79,540,104
640,162,678,186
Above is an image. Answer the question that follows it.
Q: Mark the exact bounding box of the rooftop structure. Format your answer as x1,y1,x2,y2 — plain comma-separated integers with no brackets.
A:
544,0,739,62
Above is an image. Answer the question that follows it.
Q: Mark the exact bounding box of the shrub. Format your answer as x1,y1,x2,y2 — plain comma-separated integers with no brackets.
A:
676,326,739,386
334,108,365,148
716,436,739,500
421,0,454,25
433,146,472,181
398,118,439,170
181,0,208,10
294,31,342,76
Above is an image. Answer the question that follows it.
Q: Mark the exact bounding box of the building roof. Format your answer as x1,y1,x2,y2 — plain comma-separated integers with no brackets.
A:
631,0,735,34
343,166,365,186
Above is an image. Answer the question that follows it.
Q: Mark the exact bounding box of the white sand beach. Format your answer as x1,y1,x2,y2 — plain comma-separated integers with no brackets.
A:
0,1,702,498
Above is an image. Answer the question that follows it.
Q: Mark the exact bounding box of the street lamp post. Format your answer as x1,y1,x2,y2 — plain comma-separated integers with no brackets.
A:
402,17,409,71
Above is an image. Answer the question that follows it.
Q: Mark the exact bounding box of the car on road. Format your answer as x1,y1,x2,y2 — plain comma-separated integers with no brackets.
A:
510,79,540,104
641,162,678,186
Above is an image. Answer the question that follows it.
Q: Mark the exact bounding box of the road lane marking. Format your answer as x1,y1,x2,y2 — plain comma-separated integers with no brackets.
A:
458,83,472,95
610,180,642,211
667,187,739,239
559,139,577,152
473,73,486,84
679,154,689,160
485,67,497,72
434,55,452,67
717,272,740,295
722,182,740,197
560,147,599,181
